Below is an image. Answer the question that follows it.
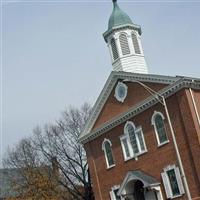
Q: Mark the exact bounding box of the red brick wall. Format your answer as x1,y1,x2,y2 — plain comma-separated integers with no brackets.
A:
193,89,200,145
177,90,200,191
193,89,200,117
84,89,200,200
93,82,167,130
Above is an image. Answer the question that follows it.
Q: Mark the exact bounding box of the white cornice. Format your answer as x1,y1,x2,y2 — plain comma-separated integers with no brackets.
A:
79,71,200,144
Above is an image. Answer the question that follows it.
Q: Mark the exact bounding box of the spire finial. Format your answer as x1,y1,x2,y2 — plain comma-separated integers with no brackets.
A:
112,0,117,7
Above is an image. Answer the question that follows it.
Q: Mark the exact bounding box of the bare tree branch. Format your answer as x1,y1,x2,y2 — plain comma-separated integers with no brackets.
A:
3,103,94,200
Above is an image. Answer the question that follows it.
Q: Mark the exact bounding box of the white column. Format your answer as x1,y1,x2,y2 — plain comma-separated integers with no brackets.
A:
107,42,114,63
137,34,144,56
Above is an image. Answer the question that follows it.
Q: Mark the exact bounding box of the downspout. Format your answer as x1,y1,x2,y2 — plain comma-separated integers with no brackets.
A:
189,88,200,128
124,79,192,200
162,96,192,200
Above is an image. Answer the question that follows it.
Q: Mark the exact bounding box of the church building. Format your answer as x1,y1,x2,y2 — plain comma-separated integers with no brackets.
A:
79,1,200,200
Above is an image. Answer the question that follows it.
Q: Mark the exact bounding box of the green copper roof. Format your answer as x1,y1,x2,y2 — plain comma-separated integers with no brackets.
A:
108,0,133,31
103,0,142,41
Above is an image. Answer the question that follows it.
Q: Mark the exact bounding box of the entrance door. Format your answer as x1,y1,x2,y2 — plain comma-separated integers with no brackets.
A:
134,180,145,200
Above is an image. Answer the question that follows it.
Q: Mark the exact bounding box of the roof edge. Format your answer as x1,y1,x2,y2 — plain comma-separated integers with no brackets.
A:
79,78,200,144
103,24,141,42
79,71,190,142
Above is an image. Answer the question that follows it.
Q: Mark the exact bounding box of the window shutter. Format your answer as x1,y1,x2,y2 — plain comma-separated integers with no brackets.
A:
121,137,130,159
161,172,172,198
175,167,185,194
136,129,146,152
128,138,134,158
109,191,115,200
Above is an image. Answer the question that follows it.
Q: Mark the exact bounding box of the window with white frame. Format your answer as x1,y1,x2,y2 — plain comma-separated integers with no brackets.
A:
120,134,133,160
151,111,168,146
102,139,115,168
161,165,185,199
119,33,130,56
120,121,147,160
109,185,120,200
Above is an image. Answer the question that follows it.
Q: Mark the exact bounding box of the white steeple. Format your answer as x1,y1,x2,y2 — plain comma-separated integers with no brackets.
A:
103,0,148,74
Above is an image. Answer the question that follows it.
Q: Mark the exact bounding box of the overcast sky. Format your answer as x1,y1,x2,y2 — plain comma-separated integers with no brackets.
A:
1,0,200,165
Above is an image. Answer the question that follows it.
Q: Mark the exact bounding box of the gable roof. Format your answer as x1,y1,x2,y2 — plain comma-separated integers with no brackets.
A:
117,170,160,196
79,71,200,144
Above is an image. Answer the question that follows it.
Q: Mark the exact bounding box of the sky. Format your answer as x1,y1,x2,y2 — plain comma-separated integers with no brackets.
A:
1,0,200,165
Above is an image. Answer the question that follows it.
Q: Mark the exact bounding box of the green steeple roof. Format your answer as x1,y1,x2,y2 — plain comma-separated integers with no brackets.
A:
103,0,142,42
108,0,133,31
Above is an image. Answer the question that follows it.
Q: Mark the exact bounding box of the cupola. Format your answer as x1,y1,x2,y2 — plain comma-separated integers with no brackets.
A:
103,0,148,74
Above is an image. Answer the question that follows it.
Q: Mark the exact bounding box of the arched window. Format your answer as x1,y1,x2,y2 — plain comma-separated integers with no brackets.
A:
110,38,119,61
132,32,141,54
120,121,146,160
126,123,139,154
151,111,168,146
102,139,115,168
119,33,130,56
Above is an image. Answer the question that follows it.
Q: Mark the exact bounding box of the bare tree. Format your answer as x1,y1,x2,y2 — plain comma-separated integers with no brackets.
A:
3,103,94,200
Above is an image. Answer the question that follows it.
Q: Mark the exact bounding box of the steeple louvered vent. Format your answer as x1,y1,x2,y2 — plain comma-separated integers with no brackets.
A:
119,34,130,56
132,33,141,54
111,38,119,60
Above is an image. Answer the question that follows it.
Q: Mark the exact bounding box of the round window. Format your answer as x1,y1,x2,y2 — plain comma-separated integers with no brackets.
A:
114,82,128,103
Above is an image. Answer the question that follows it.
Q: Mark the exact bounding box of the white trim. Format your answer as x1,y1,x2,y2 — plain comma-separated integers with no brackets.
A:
110,191,115,200
135,126,147,153
164,164,176,172
157,140,169,147
151,111,169,146
108,42,115,64
81,72,180,135
117,171,160,197
114,82,128,103
151,111,165,125
124,121,136,133
161,172,172,198
102,138,112,150
79,72,200,144
110,37,119,61
110,185,121,200
120,135,133,161
121,121,147,161
189,88,200,128
102,138,115,169
175,167,185,195
151,186,164,200
119,32,131,56
162,165,185,199
131,31,142,55
103,23,142,42
115,37,123,58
